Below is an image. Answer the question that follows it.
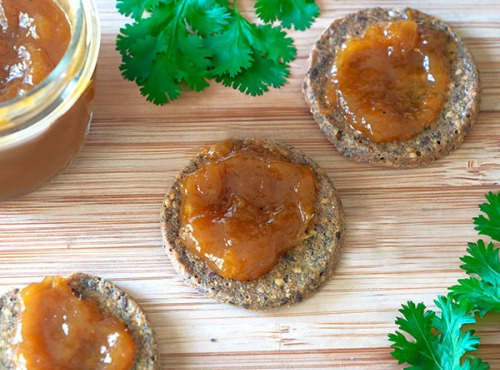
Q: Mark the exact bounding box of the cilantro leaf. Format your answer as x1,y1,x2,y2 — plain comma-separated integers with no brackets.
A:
252,24,296,63
389,301,437,368
216,52,289,96
117,0,165,19
473,192,500,242
140,53,182,104
254,0,319,30
117,0,218,104
184,0,230,36
116,15,163,56
116,0,317,104
460,241,500,285
174,33,213,91
211,14,293,95
450,241,500,315
389,296,487,370
205,13,254,77
206,11,295,82
117,6,175,84
119,35,159,81
432,296,483,369
390,192,500,369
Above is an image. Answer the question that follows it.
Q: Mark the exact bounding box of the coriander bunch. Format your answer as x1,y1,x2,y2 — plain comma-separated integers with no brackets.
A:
389,192,500,369
116,0,319,105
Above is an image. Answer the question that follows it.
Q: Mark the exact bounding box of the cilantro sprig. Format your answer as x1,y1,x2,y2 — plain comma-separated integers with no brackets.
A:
450,240,500,315
389,297,487,369
389,192,500,369
473,192,500,242
116,0,318,105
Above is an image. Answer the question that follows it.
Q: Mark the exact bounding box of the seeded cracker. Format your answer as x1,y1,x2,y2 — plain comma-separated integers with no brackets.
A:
303,8,481,168
0,273,159,369
161,139,345,310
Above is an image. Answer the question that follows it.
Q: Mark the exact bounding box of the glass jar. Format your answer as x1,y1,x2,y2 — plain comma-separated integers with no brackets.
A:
0,0,100,200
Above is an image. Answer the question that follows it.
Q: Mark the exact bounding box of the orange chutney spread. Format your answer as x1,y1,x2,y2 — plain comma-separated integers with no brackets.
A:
323,19,452,142
0,0,71,102
13,276,136,370
179,141,318,281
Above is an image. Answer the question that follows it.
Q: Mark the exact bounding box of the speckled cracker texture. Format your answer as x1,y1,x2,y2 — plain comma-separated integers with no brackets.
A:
303,7,481,168
0,273,159,370
161,139,346,310
0,290,17,370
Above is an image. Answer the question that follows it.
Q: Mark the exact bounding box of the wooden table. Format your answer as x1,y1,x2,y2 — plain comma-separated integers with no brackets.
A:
1,0,500,368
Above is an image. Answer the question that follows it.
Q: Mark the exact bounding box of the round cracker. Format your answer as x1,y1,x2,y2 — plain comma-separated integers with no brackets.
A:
0,273,159,370
303,7,481,168
161,139,345,310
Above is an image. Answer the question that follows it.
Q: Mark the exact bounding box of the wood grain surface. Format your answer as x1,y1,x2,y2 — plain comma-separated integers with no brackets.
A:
1,0,500,368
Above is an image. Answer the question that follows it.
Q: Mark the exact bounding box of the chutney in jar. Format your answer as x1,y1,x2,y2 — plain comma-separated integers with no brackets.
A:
0,0,100,200
0,0,70,102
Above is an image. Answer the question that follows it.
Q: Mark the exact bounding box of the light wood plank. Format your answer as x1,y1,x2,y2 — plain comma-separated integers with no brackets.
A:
1,0,499,368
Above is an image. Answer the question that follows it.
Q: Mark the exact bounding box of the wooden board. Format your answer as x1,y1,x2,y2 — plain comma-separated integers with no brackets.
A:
1,0,500,368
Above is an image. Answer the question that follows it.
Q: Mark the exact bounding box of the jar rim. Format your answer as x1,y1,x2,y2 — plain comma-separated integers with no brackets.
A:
0,0,100,136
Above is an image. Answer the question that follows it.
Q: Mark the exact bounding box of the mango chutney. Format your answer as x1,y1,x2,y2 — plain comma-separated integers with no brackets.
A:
13,276,136,370
324,19,452,142
0,0,100,200
179,141,318,281
0,0,70,102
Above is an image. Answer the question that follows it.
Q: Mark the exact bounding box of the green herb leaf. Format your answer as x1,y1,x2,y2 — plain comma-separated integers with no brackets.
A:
119,34,159,81
208,16,294,91
389,301,437,368
205,13,254,77
432,296,483,369
390,192,500,368
254,0,319,30
174,33,213,91
252,24,296,63
473,192,500,242
216,52,289,96
140,53,182,104
460,241,500,286
450,241,500,315
184,0,230,36
117,0,317,105
117,0,165,19
117,0,218,104
389,296,487,369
